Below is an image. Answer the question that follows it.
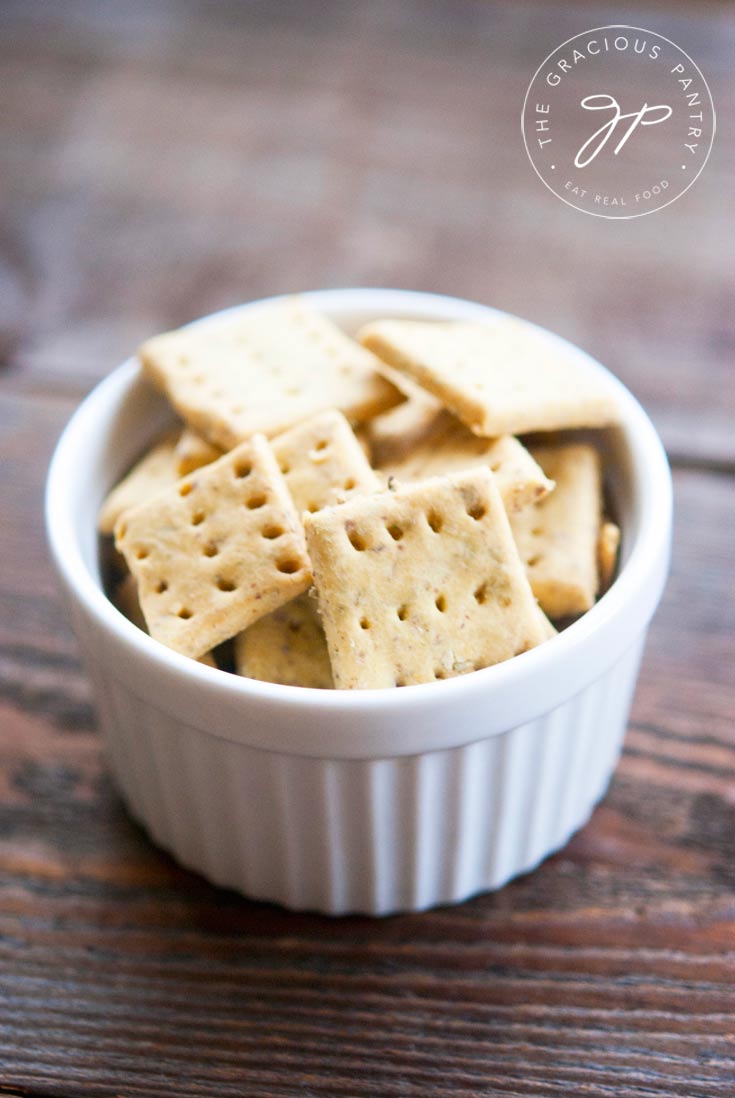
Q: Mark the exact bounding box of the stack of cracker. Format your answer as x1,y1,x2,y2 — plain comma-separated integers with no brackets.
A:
101,299,621,689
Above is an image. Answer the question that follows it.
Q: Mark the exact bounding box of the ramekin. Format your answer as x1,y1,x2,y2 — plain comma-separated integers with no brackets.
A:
46,289,672,915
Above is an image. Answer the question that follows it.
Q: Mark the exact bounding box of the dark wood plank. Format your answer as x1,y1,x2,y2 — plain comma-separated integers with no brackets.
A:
0,386,733,1096
1,0,734,462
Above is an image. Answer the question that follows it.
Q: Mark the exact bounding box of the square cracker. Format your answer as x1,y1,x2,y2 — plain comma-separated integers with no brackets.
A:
304,468,547,689
361,362,445,466
235,594,333,689
510,443,602,619
365,388,445,467
533,602,558,643
598,520,621,593
383,411,554,513
272,409,380,517
114,434,311,659
139,298,403,450
359,317,619,437
175,426,222,476
98,430,180,535
114,574,217,666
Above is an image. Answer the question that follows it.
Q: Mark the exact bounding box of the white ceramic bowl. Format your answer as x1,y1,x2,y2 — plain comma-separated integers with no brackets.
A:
46,289,672,915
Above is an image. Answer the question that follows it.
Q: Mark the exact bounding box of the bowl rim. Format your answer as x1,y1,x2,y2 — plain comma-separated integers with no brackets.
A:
45,287,672,732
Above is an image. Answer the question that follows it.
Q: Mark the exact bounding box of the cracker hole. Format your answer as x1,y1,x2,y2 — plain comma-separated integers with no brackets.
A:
359,617,370,630
276,558,301,574
527,554,542,567
216,578,236,592
203,543,218,557
177,608,193,620
435,594,447,613
235,461,252,478
179,482,193,497
155,579,168,594
191,511,205,526
279,460,291,475
117,522,127,539
307,502,319,513
426,510,443,533
246,493,267,509
532,527,544,537
387,523,404,541
136,547,149,560
314,439,329,452
347,529,367,551
262,524,284,540
339,365,352,376
434,668,447,680
343,478,356,491
474,583,488,605
397,604,408,621
396,678,407,688
490,462,501,473
467,502,487,521
288,622,301,634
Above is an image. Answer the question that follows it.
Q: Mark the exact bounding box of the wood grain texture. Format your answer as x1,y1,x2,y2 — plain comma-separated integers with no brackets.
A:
2,0,734,462
1,1,734,1096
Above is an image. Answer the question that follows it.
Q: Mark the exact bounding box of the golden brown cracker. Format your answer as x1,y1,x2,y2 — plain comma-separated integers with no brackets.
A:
115,435,311,659
272,409,380,517
598,520,621,593
114,573,217,666
359,317,618,437
304,468,547,689
384,414,554,512
365,392,446,467
235,594,333,689
139,298,403,450
175,426,222,476
510,443,602,618
98,431,180,535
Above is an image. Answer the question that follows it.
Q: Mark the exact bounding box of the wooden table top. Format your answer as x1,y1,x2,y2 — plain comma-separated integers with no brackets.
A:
1,2,733,1095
